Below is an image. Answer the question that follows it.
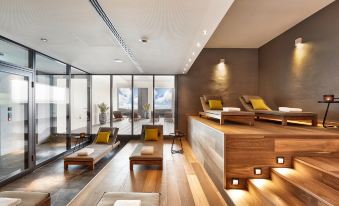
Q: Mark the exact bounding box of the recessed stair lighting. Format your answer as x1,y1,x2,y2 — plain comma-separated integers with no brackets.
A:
254,168,262,175
276,157,285,164
40,38,48,42
232,178,239,186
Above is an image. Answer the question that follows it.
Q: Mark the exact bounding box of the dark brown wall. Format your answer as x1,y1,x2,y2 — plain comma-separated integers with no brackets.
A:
178,48,258,132
259,1,339,122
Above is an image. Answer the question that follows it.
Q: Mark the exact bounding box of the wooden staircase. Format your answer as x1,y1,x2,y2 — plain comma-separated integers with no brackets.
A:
227,156,339,206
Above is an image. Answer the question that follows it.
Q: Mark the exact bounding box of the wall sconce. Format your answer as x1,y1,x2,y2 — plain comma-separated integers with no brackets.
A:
231,178,239,185
254,168,262,175
295,37,303,48
276,157,285,164
323,94,335,102
219,58,225,64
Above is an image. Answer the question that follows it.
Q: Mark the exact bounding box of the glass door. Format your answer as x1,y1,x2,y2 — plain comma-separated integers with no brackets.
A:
0,68,32,181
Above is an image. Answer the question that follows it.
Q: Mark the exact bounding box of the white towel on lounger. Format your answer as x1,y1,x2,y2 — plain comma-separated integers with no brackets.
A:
114,200,141,206
279,107,302,112
223,107,241,112
0,197,21,206
77,148,94,156
140,146,154,155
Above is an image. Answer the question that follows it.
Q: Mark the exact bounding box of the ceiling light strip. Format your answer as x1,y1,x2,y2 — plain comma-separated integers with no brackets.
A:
89,0,143,73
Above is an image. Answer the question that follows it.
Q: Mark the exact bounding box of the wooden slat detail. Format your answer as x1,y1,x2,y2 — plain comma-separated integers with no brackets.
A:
187,175,210,206
275,139,339,152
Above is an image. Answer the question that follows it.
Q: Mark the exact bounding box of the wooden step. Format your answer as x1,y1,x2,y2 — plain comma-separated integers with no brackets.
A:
294,157,339,190
226,189,259,206
248,179,306,206
272,168,339,206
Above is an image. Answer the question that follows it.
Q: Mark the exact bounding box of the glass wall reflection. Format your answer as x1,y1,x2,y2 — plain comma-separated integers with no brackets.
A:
112,75,132,135
154,76,175,135
35,54,68,164
133,76,153,135
0,71,29,180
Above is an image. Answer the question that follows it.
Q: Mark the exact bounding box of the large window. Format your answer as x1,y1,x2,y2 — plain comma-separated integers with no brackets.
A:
112,75,132,135
0,71,29,180
35,54,68,164
71,68,89,135
154,76,175,135
0,39,28,68
133,76,153,135
91,76,110,133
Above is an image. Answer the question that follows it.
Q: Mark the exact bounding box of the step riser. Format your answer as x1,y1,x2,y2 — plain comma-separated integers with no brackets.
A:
271,172,323,206
294,160,339,190
247,182,276,206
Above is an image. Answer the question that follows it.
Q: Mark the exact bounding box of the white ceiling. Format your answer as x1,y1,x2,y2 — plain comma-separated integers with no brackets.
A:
0,0,234,74
206,0,334,48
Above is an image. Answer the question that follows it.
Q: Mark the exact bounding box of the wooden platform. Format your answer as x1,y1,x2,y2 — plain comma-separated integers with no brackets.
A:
187,116,339,205
68,140,226,206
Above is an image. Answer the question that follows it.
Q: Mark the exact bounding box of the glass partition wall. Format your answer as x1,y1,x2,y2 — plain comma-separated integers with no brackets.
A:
35,54,68,164
1,33,177,184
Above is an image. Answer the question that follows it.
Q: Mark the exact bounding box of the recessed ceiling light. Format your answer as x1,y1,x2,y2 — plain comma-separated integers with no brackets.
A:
40,38,48,42
196,42,201,47
185,64,188,67
203,30,207,35
188,58,192,62
139,37,148,44
192,52,195,56
114,59,123,63
0,52,4,56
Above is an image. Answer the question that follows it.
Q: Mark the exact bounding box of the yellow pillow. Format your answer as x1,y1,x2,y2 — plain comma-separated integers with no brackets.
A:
96,132,111,144
144,129,159,141
250,99,271,110
208,100,223,110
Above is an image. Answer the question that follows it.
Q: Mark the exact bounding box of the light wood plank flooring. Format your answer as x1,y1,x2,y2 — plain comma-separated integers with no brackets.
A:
69,140,227,206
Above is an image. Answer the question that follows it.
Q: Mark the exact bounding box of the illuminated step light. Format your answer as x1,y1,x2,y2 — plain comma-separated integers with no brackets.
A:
232,178,239,186
254,168,262,175
295,37,303,48
276,157,285,164
114,59,123,63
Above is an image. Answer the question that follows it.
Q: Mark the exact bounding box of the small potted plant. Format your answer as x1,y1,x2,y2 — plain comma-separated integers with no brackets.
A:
143,103,151,119
98,103,109,125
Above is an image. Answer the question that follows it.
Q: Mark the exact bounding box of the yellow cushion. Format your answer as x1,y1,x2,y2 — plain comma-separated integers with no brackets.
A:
96,132,111,144
144,129,159,141
250,99,271,110
208,100,223,110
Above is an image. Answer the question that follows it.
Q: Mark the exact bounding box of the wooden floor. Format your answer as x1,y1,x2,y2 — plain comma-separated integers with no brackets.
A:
69,140,227,206
194,116,339,136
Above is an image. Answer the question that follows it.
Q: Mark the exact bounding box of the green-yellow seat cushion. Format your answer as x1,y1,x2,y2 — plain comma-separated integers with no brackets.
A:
144,129,159,141
96,132,111,144
208,100,223,110
250,99,271,110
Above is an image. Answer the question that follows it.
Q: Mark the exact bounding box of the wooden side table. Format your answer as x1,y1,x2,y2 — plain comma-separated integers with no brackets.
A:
169,131,185,154
318,100,339,128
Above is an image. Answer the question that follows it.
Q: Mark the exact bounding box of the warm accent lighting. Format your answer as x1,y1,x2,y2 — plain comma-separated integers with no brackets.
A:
232,178,239,185
220,59,225,64
295,37,303,48
323,94,334,102
276,157,285,164
254,168,262,175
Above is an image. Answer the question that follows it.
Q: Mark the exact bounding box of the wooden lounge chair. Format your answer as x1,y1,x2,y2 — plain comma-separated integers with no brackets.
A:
129,111,142,121
97,192,160,206
199,95,255,126
64,127,119,170
164,111,174,122
239,95,318,126
0,191,51,206
129,125,163,170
